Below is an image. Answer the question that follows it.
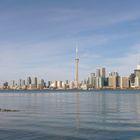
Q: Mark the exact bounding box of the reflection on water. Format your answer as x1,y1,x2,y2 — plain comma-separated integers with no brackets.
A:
76,93,80,130
0,90,140,139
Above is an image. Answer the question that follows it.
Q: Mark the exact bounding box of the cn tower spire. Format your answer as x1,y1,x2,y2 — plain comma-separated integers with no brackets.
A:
75,47,79,89
76,47,78,59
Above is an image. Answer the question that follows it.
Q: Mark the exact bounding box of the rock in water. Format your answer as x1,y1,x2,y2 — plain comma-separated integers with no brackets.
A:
0,108,19,112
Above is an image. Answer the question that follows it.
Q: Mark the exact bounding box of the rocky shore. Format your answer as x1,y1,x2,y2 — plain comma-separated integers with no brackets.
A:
0,108,19,112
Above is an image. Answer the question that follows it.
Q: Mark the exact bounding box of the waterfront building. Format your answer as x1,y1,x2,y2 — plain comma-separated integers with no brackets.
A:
41,79,45,88
66,80,69,85
11,80,18,89
9,80,15,89
22,80,26,89
3,82,9,89
96,77,100,89
96,69,101,89
90,73,96,88
50,81,57,89
44,82,47,88
100,67,106,78
32,77,37,88
129,73,135,88
22,80,26,86
47,81,52,88
65,80,69,88
108,76,116,88
96,77,107,88
83,79,87,85
81,84,88,90
26,77,38,89
135,77,140,88
99,77,104,88
12,80,15,87
86,77,90,87
28,84,36,90
62,82,66,89
18,79,26,89
134,64,140,87
69,81,75,89
104,77,109,87
27,77,32,87
37,79,45,89
108,72,120,89
34,77,38,88
96,69,101,77
120,77,129,89
57,81,62,89
18,79,22,89
95,68,107,88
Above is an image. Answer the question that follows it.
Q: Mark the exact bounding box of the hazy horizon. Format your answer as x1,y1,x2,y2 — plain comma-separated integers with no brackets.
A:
0,0,140,83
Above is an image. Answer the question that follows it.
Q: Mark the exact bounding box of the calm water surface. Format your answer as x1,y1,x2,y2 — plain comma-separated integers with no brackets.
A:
0,90,140,140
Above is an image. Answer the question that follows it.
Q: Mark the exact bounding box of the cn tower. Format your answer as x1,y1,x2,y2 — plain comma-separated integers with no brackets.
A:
75,48,79,89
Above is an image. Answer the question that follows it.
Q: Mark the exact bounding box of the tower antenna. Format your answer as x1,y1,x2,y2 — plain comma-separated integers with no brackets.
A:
75,46,79,89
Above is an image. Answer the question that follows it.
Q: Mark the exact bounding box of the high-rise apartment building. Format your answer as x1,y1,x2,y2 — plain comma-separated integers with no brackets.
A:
134,64,140,87
27,77,32,86
90,73,96,88
100,67,106,77
108,72,120,89
32,77,37,88
120,77,129,89
96,69,101,77
129,73,135,88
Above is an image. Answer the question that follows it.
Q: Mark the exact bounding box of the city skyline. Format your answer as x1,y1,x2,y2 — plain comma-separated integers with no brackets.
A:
1,46,140,90
0,0,140,82
2,62,140,90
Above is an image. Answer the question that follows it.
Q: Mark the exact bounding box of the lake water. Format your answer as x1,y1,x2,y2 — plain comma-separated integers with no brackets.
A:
0,90,140,140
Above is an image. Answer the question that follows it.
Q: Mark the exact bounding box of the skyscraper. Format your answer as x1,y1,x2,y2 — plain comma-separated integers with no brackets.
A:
12,80,15,87
108,72,120,89
100,67,106,77
32,77,37,88
129,73,135,87
75,48,79,89
134,64,140,87
18,79,22,88
96,69,100,77
120,77,129,89
27,77,32,86
90,73,96,88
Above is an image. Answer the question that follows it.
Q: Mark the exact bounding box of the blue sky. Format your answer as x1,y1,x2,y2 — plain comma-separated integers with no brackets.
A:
0,0,140,82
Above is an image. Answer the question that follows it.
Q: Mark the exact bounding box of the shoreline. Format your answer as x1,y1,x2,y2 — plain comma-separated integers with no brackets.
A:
0,88,140,92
